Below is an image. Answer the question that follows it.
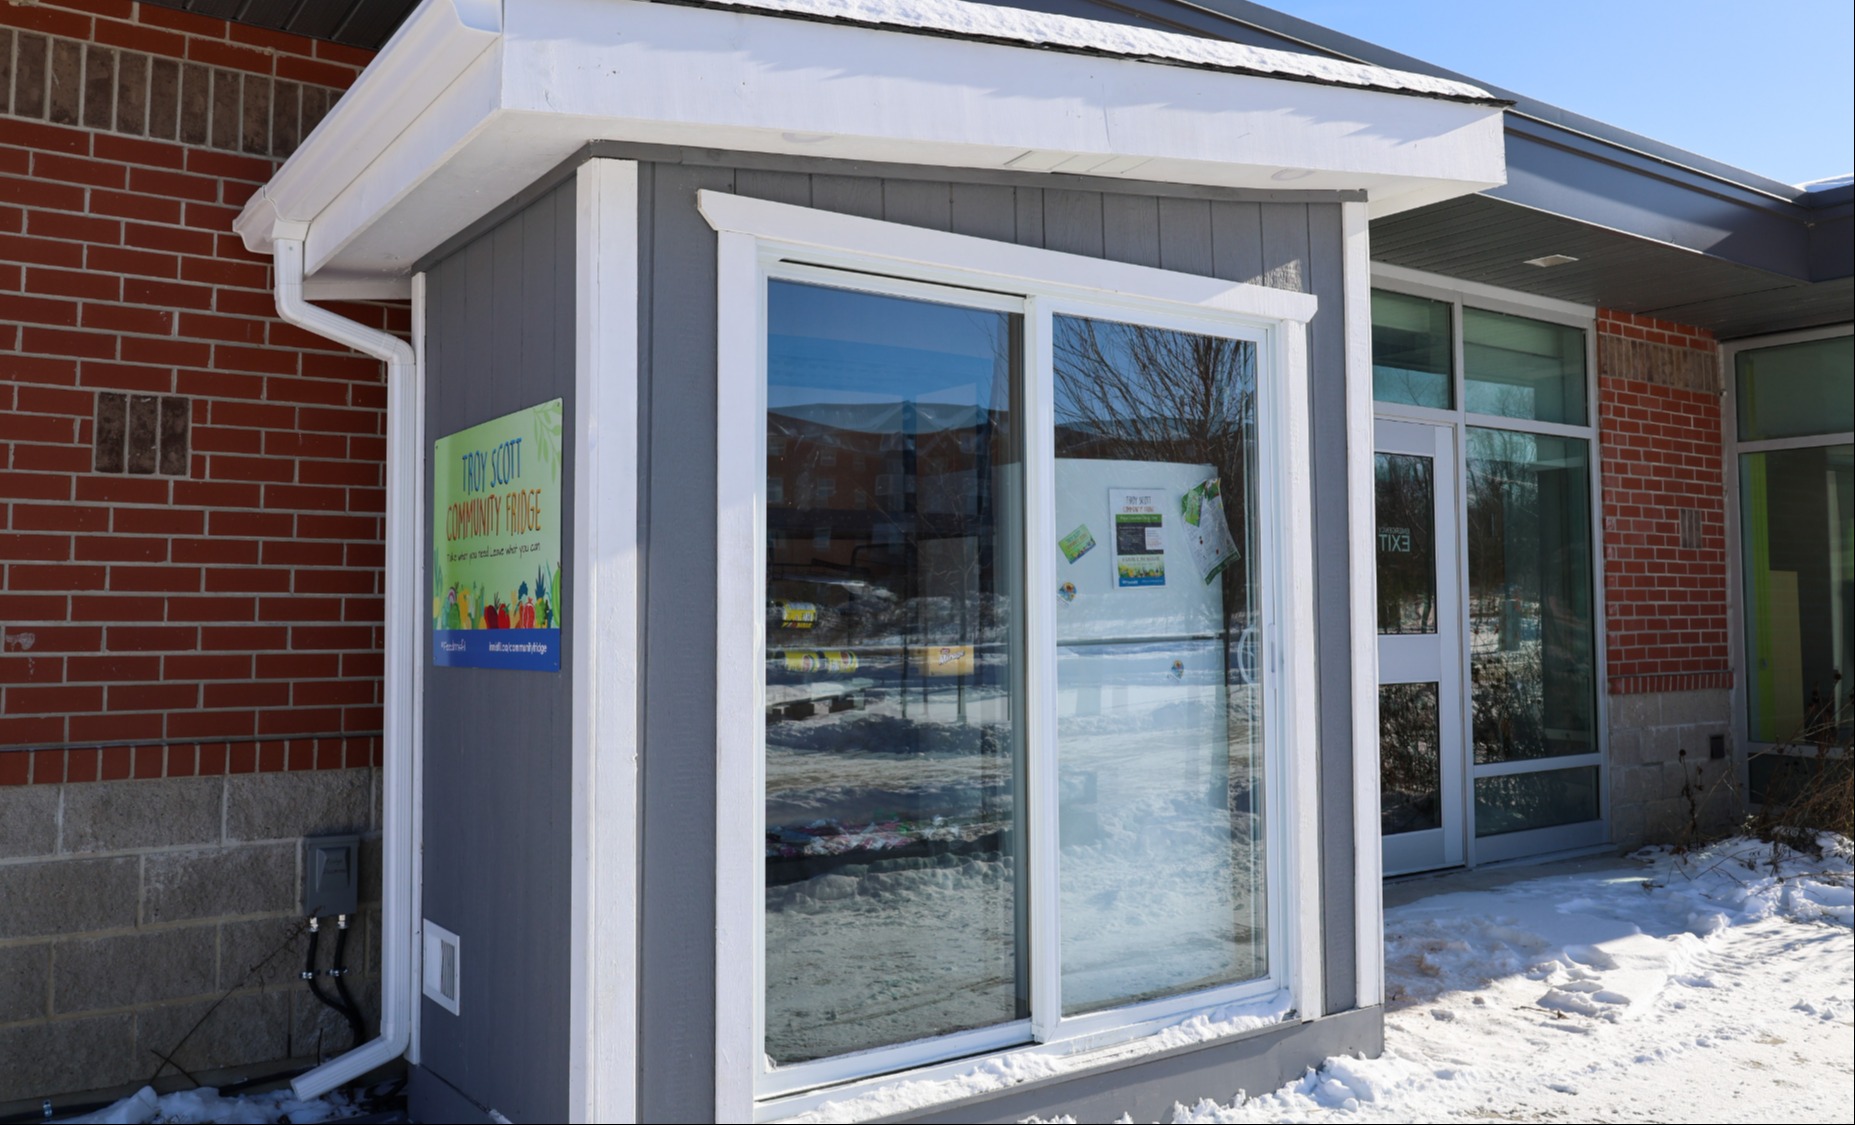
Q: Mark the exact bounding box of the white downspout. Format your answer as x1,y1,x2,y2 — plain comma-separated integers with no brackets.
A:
271,237,419,1100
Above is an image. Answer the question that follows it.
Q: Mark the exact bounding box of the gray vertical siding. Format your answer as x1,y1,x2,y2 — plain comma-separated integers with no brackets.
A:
417,181,576,1123
638,162,735,1123
634,163,1361,1116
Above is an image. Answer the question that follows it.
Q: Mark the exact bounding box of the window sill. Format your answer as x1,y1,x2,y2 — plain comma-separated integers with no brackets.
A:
759,988,1297,1123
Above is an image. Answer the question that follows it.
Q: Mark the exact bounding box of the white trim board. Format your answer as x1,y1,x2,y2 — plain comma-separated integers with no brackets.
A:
696,192,1320,325
1341,201,1384,1009
234,0,1505,282
569,158,643,1124
704,192,1327,1121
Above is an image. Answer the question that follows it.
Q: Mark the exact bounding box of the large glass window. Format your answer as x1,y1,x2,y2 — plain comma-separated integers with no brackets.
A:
1371,290,1453,410
1736,336,1855,441
1051,314,1265,1016
764,280,1026,1065
1734,332,1853,748
757,275,1284,1090
1465,428,1597,766
1464,308,1587,425
1740,444,1854,744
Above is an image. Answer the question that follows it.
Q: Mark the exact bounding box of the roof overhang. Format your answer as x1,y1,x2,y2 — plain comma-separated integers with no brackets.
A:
234,0,1508,295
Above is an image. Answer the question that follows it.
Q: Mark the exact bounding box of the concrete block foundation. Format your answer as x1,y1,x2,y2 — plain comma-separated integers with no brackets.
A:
0,766,382,1108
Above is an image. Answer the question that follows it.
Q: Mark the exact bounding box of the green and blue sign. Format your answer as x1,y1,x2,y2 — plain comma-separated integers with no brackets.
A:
431,399,564,671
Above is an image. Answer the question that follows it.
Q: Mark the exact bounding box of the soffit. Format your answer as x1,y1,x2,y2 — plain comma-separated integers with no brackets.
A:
1371,195,1854,339
140,0,421,49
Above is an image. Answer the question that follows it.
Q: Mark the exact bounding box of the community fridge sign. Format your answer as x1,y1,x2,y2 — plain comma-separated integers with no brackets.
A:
431,399,564,671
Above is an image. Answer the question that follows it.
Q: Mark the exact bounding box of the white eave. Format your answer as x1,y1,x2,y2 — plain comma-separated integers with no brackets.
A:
235,0,1509,294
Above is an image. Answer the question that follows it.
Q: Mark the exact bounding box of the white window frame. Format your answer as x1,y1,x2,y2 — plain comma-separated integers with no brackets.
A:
705,191,1323,1121
1720,324,1855,774
1367,263,1610,866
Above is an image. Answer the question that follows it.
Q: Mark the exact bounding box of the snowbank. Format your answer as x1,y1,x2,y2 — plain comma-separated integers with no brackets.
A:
59,1085,357,1125
1177,834,1855,1123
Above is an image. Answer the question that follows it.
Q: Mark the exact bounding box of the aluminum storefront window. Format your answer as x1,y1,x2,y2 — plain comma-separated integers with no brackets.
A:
1725,329,1854,763
1367,266,1607,867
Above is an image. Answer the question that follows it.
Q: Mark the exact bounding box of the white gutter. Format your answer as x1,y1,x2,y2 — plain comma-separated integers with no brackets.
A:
235,0,503,258
272,237,420,1101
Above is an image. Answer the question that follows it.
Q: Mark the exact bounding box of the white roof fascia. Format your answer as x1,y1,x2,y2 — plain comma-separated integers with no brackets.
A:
233,0,501,262
238,0,1507,281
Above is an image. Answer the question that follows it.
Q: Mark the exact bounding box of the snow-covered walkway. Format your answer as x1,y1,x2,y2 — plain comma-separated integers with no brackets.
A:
1180,835,1854,1124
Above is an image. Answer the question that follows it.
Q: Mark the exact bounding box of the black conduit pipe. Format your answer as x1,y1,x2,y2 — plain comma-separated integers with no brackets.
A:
329,916,367,1051
303,917,364,1052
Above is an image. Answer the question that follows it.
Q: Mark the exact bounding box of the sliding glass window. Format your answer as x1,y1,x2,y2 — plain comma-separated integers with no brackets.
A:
1051,314,1266,1016
756,271,1287,1093
764,279,1027,1066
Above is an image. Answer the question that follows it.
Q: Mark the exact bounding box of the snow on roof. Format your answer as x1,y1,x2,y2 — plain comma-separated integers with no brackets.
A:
678,0,1500,102
1798,173,1855,192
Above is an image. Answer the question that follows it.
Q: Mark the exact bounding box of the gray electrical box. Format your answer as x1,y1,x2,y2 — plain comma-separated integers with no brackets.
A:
302,834,360,918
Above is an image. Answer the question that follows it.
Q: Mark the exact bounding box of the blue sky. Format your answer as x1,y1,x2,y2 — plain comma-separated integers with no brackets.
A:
1262,0,1853,187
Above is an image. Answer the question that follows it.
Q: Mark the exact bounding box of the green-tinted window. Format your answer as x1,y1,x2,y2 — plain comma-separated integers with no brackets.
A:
1372,290,1452,409
1736,335,1855,441
1464,308,1587,425
1739,444,1854,744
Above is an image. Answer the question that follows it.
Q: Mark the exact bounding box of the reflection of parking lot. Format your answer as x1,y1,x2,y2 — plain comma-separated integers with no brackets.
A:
767,643,1014,724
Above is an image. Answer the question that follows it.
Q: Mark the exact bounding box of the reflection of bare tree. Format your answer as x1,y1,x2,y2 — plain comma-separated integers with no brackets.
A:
1380,682,1441,834
1375,454,1436,633
1465,429,1595,765
1053,317,1258,625
1054,320,1253,462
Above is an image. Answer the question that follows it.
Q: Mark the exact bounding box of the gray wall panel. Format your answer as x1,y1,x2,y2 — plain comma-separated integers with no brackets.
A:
1210,200,1264,285
812,173,884,219
735,168,811,208
1157,197,1215,278
1043,188,1104,257
950,182,1018,243
634,163,1361,1117
883,178,953,231
1013,187,1045,248
417,181,576,1124
1304,201,1356,1013
638,161,735,1123
1258,202,1308,294
1102,192,1162,269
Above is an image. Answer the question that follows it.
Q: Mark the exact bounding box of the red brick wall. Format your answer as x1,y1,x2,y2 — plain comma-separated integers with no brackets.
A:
1,2,398,785
1596,310,1732,696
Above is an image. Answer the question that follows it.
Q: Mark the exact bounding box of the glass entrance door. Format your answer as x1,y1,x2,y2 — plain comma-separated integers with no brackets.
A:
1376,420,1465,875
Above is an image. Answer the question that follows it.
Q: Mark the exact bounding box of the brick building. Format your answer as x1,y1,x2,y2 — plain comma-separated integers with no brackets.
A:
2,1,394,1109
3,0,1848,1119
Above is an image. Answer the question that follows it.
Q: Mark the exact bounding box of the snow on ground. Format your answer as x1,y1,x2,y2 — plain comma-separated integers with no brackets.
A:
1174,834,1855,1124
60,1084,358,1124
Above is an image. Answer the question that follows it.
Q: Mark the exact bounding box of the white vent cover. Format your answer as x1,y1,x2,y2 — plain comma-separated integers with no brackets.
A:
422,919,462,1015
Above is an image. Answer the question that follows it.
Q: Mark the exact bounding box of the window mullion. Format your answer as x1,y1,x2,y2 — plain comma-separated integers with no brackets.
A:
1023,296,1064,1043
